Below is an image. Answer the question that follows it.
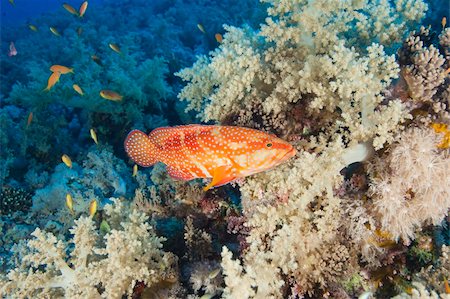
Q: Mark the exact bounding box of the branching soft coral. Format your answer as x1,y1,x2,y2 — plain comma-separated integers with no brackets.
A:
369,126,450,243
0,198,175,298
177,0,420,149
176,0,430,297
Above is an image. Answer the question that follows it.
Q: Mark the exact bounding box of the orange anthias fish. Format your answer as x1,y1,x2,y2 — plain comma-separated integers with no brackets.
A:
63,3,78,16
50,65,74,74
79,1,88,17
124,125,296,191
44,72,61,91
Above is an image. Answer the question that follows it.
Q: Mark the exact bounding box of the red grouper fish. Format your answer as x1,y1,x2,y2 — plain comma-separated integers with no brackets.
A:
124,125,296,191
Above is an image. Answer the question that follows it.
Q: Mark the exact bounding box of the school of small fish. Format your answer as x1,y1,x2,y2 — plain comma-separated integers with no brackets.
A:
125,125,296,190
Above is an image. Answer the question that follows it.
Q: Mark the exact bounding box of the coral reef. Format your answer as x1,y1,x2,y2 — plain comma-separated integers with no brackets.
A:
369,127,450,242
177,0,449,297
0,198,176,298
1,0,449,298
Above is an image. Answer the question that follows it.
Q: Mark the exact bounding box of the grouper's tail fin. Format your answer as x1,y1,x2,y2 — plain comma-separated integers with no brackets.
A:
124,130,158,167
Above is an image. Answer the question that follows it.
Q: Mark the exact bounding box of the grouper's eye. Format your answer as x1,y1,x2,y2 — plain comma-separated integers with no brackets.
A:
266,142,272,147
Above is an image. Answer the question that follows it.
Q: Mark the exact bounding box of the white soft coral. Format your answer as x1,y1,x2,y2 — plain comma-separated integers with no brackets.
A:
369,126,450,243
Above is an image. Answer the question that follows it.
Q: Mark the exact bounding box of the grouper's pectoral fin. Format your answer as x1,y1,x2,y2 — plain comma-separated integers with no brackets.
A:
203,165,236,191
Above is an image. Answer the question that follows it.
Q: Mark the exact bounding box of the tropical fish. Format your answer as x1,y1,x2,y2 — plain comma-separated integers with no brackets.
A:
61,154,72,168
28,24,38,31
63,3,78,16
124,125,296,191
91,54,103,66
8,42,17,57
26,112,33,127
89,199,97,217
77,27,83,36
100,220,111,234
73,84,84,95
431,123,450,149
50,27,61,36
79,1,88,17
66,193,74,214
50,65,74,74
132,164,138,177
100,90,123,101
8,0,14,6
197,23,206,34
208,268,221,279
445,278,450,294
109,43,121,54
443,17,447,29
215,33,223,44
44,72,61,91
90,128,98,144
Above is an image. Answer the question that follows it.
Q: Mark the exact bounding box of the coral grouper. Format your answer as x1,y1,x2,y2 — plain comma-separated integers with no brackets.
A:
125,125,296,190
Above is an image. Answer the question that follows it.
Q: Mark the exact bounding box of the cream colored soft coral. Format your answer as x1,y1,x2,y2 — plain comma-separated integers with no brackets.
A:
369,126,450,243
0,198,174,298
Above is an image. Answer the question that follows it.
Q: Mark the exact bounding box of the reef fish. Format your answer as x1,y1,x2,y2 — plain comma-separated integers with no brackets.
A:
50,27,61,36
73,84,84,95
44,72,61,91
63,3,78,16
124,125,296,191
100,90,123,101
109,43,121,54
197,23,206,34
28,24,38,31
79,1,88,17
89,199,97,217
90,128,98,144
50,65,74,74
61,154,72,168
8,42,17,57
215,33,223,44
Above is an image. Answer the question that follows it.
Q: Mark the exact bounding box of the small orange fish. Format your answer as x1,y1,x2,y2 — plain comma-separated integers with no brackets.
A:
27,112,33,127
445,278,450,294
124,125,296,191
73,84,84,95
431,123,450,149
109,43,121,54
50,27,61,36
28,24,38,32
63,3,78,16
443,17,447,29
197,23,206,34
50,65,74,74
79,1,88,17
89,199,97,217
44,72,61,91
66,193,74,214
61,154,73,168
100,90,123,101
90,128,98,144
215,33,223,44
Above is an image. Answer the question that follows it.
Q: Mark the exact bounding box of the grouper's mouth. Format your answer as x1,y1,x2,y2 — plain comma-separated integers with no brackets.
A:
280,146,297,161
